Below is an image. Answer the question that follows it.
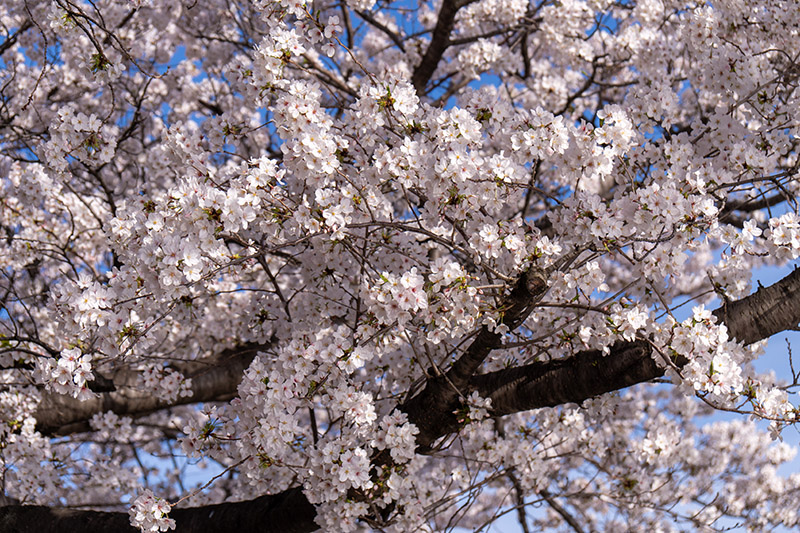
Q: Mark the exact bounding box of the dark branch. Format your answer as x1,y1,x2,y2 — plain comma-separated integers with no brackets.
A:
0,20,32,56
721,193,788,217
411,0,476,95
473,265,800,417
540,490,584,533
0,487,317,533
713,265,800,344
401,267,548,448
447,267,548,389
34,343,266,436
472,340,654,417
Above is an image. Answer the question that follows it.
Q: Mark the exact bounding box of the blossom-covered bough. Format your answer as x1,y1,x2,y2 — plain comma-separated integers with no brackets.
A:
2,0,800,531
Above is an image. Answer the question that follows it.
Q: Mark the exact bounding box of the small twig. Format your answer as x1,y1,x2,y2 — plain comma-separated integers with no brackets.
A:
171,457,248,507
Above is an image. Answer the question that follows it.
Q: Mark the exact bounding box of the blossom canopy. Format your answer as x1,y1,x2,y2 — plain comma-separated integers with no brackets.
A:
1,0,800,531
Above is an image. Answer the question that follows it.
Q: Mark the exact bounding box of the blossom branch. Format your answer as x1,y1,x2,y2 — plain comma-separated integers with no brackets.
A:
34,343,267,436
411,0,477,94
0,487,317,533
15,262,800,532
401,266,548,448
472,266,800,417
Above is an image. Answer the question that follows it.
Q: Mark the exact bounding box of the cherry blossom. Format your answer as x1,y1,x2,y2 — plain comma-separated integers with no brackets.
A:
2,0,800,532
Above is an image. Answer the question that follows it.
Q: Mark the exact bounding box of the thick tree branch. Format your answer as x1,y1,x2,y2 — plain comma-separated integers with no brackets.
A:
34,343,266,436
473,266,800,417
0,487,317,533
447,267,549,389
401,267,548,448
411,0,476,95
471,340,654,417
713,265,800,344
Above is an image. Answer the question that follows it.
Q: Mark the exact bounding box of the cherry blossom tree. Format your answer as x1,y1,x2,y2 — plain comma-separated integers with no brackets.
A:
2,0,800,531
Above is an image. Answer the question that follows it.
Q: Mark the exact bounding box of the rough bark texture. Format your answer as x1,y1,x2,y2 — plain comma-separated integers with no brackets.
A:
34,343,265,436
471,340,655,417
0,487,317,533
472,265,800,418
12,267,800,531
713,265,800,344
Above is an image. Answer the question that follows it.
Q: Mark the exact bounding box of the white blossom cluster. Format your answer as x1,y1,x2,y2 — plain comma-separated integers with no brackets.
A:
2,0,800,531
41,105,117,172
129,490,176,532
140,364,193,402
35,348,95,400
